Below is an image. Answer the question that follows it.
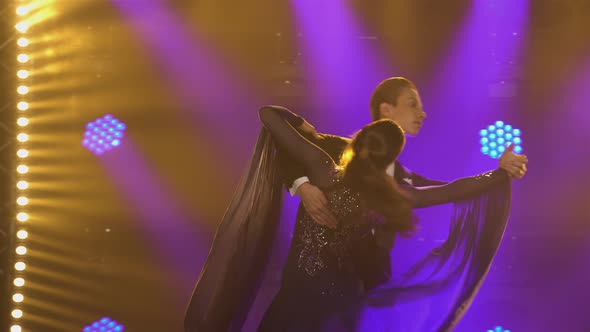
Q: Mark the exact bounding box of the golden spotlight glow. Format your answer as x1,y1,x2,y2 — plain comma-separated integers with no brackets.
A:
15,22,30,33
13,294,24,303
14,278,25,287
10,325,22,332
17,38,29,47
17,86,29,94
44,48,56,58
17,197,29,206
17,54,30,63
26,7,58,27
340,147,354,166
17,70,29,79
15,262,26,271
39,31,63,44
17,213,29,222
17,149,29,158
16,246,27,255
11,309,23,319
17,133,29,143
16,6,29,16
17,118,29,127
17,165,29,174
17,102,29,111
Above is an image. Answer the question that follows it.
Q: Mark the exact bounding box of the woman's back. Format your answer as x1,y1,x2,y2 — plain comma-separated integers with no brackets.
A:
258,170,372,332
281,169,369,284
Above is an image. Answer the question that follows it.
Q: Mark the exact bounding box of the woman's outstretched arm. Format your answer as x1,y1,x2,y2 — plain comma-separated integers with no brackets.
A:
400,169,509,208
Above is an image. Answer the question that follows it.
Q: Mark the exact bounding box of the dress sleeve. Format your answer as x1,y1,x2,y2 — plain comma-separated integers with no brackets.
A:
396,162,449,187
400,169,509,208
279,133,349,194
259,106,336,189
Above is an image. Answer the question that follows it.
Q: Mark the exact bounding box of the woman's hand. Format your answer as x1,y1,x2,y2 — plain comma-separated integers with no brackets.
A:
297,182,337,229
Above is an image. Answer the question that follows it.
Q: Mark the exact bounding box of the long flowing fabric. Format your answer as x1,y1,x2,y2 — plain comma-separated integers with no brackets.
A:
359,181,512,331
185,127,513,332
184,128,284,332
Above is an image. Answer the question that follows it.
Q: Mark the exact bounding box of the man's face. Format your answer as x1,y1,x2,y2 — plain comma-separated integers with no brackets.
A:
381,88,426,137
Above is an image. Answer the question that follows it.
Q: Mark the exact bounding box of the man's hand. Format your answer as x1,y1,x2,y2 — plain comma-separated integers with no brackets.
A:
296,182,337,229
499,143,528,179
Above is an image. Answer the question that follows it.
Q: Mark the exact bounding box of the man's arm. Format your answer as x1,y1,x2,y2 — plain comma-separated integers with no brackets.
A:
276,117,326,193
276,147,338,229
276,146,311,195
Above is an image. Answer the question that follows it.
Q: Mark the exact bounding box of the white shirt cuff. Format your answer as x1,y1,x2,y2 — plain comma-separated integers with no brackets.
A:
289,177,310,196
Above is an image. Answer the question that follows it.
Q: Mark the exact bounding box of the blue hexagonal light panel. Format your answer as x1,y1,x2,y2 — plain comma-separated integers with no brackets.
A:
479,120,523,159
82,317,124,332
82,114,126,155
488,326,511,332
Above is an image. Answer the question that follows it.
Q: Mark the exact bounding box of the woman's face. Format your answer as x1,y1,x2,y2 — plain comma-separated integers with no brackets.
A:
381,88,426,137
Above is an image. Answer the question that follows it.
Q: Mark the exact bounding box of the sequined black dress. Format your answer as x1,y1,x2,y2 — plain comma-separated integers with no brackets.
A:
257,168,373,332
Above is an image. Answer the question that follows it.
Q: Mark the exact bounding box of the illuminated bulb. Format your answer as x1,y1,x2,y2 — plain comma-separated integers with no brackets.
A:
17,86,29,94
17,181,29,190
15,22,29,33
17,149,29,158
17,213,29,222
17,230,28,239
17,133,29,142
17,165,29,174
16,246,27,255
14,262,26,271
17,54,29,63
16,6,29,16
17,118,29,126
17,70,29,79
13,294,24,303
17,102,29,111
11,309,23,319
17,37,29,47
14,278,25,287
17,197,29,206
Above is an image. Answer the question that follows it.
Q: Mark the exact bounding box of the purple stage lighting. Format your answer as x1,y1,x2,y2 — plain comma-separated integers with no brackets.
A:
82,115,127,155
82,317,124,332
488,326,511,332
480,120,523,159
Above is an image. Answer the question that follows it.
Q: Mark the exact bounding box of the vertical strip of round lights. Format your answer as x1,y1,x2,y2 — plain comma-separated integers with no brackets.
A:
12,2,31,332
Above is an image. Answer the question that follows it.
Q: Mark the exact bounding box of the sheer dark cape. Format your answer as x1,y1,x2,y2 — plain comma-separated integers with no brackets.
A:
184,128,511,332
184,129,284,332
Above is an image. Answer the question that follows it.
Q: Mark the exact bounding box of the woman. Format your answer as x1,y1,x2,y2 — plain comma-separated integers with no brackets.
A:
256,108,415,332
185,106,511,332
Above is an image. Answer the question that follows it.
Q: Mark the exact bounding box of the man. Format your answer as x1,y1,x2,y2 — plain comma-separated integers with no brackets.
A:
277,77,528,288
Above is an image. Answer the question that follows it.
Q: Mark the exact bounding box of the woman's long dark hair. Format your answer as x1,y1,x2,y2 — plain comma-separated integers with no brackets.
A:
341,119,415,234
